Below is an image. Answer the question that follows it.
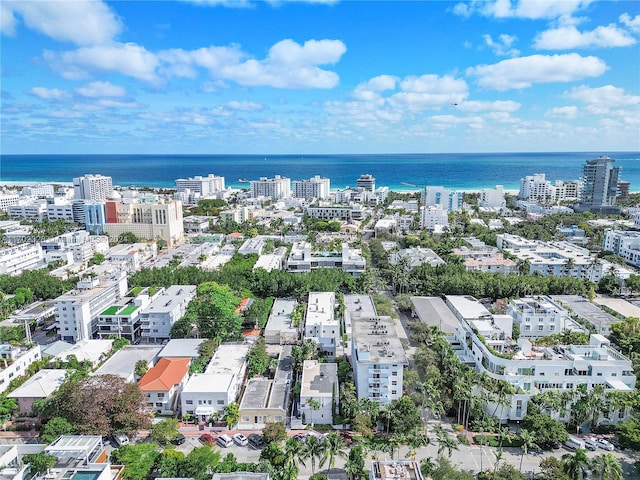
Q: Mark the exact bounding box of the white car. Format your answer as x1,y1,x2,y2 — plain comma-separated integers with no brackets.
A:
596,438,614,451
584,437,598,451
233,433,248,446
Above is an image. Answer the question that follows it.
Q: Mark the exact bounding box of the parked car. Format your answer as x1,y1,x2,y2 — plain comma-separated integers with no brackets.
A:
217,434,233,448
248,433,263,448
233,433,248,446
584,437,598,451
114,434,130,447
596,438,614,451
199,433,215,445
565,437,585,450
172,433,186,445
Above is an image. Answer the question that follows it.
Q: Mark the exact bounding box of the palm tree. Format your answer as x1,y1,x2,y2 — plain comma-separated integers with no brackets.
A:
493,448,504,476
434,426,459,459
497,425,515,449
518,429,537,473
300,435,326,476
283,437,304,469
562,448,591,480
320,432,347,472
591,453,623,480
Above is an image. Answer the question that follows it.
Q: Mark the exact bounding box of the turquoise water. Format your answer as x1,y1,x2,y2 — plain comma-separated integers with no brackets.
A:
1,152,638,191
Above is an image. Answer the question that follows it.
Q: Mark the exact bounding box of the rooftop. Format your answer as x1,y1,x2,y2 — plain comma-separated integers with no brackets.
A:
411,296,461,334
352,316,407,364
204,343,250,376
265,298,297,333
370,460,424,480
159,339,205,358
300,360,337,398
138,357,190,391
7,369,66,399
92,345,161,380
306,292,336,326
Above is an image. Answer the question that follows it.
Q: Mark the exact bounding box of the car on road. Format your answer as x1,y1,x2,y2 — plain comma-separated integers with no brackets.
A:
199,433,215,446
248,434,263,448
584,437,598,451
233,433,248,446
172,433,186,446
217,434,233,448
596,438,614,451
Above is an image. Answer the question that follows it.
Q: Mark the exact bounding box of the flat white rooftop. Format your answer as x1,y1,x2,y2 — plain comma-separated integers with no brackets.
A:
306,292,336,326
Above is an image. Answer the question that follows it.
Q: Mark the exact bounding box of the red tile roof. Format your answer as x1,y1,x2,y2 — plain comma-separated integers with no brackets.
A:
138,357,190,391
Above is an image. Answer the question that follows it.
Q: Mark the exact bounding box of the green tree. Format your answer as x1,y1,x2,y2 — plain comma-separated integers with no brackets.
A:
562,449,590,480
539,457,570,480
111,443,159,480
320,432,347,472
262,422,287,444
181,446,221,480
591,453,623,480
118,232,140,243
345,444,366,480
518,429,537,473
521,413,569,449
300,434,326,476
150,418,180,445
382,396,421,434
0,395,18,421
134,360,149,377
247,337,270,377
39,416,76,443
430,456,474,480
223,402,240,429
23,453,56,477
154,449,185,477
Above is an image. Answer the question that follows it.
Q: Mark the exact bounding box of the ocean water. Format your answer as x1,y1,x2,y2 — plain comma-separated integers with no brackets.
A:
1,152,639,191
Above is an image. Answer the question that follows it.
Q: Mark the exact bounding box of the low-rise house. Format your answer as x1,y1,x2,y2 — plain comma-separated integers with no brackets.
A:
7,369,66,414
264,299,299,345
389,247,445,270
139,285,197,342
305,292,339,358
300,360,338,426
54,339,113,368
41,435,124,480
181,343,250,420
92,345,161,383
139,357,191,415
158,339,206,359
287,242,365,276
0,345,42,395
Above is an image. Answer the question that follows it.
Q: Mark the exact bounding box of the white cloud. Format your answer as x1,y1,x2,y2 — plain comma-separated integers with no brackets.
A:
96,99,143,109
2,0,121,46
0,3,17,35
457,100,521,112
226,100,264,111
352,75,398,101
389,75,469,112
620,13,640,33
564,85,640,114
76,81,126,98
466,53,607,90
217,39,346,88
534,24,636,49
454,0,596,20
545,106,579,118
45,43,160,83
29,87,70,100
483,33,520,56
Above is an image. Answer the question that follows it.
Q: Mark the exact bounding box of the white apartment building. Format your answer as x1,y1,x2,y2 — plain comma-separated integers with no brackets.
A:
0,243,44,275
73,174,113,201
103,199,184,247
0,345,42,394
238,238,265,255
356,174,376,191
139,357,191,415
306,206,354,221
508,296,586,338
420,205,448,231
46,199,75,222
446,295,636,423
479,185,506,208
6,200,47,221
453,245,518,275
264,298,299,345
603,229,640,268
181,343,250,420
423,187,463,212
21,184,54,198
0,194,20,211
519,174,554,202
351,315,408,404
292,176,330,200
250,176,291,200
389,247,445,270
253,247,287,273
176,174,225,197
300,360,338,425
55,270,128,343
139,285,197,341
305,292,339,358
287,242,366,277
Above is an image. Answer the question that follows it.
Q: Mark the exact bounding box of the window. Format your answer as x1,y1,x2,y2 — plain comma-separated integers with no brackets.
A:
217,400,224,405
155,402,163,407
186,400,193,405
525,325,531,331
275,416,283,422
242,416,250,422
157,393,165,398
549,325,555,331
538,325,544,331
392,381,397,386
392,371,398,376
391,390,397,395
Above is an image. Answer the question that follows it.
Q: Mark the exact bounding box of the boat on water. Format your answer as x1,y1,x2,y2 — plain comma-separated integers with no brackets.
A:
238,178,249,183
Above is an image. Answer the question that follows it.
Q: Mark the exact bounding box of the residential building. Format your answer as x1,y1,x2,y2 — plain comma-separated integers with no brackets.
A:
250,176,291,200
42,435,124,480
0,243,45,275
300,360,337,425
603,229,640,268
46,199,75,222
176,174,225,197
253,247,287,272
479,185,506,208
420,205,448,232
287,242,365,276
389,247,445,270
238,346,292,429
95,302,143,342
139,285,197,341
423,186,463,211
264,298,299,345
181,343,250,420
370,460,424,480
552,295,619,336
6,200,47,221
238,238,265,255
343,294,377,352
92,345,161,383
102,198,184,247
0,345,42,395
519,174,554,203
54,339,113,367
577,156,621,213
508,296,586,338
410,296,461,334
351,314,408,404
445,295,636,423
617,181,631,201
292,176,330,199
453,245,517,275
21,184,54,198
356,174,376,191
106,242,157,272
7,369,66,414
305,292,339,358
139,357,191,415
306,206,354,221
54,270,128,343
0,194,20,211
158,339,206,359
73,174,113,201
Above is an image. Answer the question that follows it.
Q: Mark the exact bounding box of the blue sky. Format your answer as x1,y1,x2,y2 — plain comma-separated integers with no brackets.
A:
1,0,639,154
